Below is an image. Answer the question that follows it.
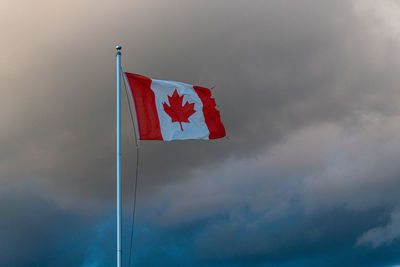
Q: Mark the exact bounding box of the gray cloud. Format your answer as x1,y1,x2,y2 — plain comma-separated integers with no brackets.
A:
3,0,400,265
3,0,397,203
357,209,400,248
142,113,400,223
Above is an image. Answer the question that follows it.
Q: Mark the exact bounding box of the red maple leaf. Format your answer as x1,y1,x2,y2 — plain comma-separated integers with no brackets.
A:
163,89,196,131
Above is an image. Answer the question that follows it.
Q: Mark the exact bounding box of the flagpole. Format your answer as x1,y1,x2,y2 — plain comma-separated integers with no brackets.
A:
116,45,122,267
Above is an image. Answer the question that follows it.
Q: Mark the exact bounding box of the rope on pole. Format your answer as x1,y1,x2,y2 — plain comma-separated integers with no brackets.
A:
122,71,140,267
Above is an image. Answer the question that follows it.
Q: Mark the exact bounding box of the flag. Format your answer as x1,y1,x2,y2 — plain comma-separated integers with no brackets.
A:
124,72,226,141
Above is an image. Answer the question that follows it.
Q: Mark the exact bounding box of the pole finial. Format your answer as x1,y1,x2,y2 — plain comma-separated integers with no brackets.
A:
116,45,122,56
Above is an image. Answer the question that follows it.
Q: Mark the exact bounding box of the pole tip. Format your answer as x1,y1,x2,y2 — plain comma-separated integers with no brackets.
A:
116,45,122,50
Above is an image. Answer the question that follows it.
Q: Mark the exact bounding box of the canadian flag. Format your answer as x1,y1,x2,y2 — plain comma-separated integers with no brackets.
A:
124,73,226,141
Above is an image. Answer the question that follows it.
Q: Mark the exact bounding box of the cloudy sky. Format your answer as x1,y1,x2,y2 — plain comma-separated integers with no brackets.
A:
3,0,400,266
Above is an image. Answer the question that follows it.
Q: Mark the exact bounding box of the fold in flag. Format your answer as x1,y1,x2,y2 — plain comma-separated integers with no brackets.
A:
124,72,226,141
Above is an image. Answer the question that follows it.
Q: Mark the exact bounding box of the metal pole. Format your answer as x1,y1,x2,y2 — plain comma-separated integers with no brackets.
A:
116,45,122,267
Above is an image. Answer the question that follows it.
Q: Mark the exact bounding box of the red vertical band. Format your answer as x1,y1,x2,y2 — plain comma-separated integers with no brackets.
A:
193,86,226,139
125,73,163,140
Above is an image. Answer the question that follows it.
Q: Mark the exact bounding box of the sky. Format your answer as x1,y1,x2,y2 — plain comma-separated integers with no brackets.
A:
2,0,400,266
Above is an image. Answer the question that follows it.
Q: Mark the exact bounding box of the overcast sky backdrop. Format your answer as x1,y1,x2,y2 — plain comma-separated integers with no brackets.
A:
2,0,400,266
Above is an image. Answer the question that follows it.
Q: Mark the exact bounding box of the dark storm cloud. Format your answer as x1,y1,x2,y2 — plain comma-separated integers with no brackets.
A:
1,0,398,203
1,0,392,201
117,113,400,266
0,183,114,267
3,0,400,266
